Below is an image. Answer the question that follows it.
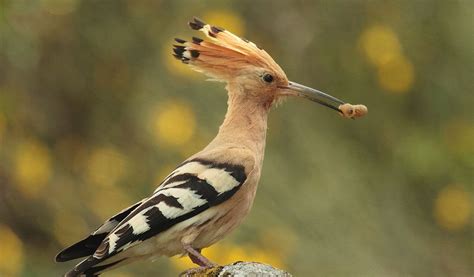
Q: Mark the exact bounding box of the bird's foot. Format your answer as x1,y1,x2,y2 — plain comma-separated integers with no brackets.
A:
179,265,222,277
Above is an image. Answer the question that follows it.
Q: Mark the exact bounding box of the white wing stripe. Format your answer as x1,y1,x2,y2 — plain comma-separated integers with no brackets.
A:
160,187,207,209
129,212,151,235
108,233,120,254
198,168,240,194
164,162,208,182
156,202,185,219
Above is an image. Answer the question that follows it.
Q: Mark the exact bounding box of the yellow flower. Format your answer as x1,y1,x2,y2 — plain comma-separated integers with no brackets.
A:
377,55,415,93
359,24,402,67
0,225,24,276
14,139,52,197
358,24,415,94
86,146,128,187
434,185,471,231
150,100,196,147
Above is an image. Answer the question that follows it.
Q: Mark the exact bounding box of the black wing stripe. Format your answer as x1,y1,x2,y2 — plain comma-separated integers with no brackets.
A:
172,175,219,201
163,173,196,186
131,194,184,215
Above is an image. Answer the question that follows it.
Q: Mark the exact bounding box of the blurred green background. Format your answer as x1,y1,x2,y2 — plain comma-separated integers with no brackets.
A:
0,0,472,276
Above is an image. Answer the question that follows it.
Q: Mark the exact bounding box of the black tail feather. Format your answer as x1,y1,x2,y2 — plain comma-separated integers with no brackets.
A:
64,256,127,277
55,234,107,262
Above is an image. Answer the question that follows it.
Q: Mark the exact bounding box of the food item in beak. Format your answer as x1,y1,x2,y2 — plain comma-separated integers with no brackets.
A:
338,103,368,119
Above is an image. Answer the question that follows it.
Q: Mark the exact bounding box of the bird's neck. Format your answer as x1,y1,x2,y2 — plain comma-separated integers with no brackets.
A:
207,85,270,160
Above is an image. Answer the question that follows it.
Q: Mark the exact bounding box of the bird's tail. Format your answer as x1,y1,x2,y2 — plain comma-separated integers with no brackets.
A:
64,255,129,277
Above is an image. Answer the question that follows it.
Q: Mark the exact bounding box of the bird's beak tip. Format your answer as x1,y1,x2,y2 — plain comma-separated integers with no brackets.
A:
282,81,368,119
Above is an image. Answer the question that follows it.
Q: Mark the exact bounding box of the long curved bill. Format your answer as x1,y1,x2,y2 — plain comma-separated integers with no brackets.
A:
279,81,345,113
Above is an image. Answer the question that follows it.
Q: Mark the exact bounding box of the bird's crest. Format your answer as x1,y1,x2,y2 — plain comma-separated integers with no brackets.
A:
173,17,286,82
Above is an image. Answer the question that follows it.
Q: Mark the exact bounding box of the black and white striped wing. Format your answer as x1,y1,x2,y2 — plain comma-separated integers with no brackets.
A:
55,199,145,262
69,158,247,273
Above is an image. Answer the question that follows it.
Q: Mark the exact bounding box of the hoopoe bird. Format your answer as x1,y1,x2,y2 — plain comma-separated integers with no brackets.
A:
55,17,367,276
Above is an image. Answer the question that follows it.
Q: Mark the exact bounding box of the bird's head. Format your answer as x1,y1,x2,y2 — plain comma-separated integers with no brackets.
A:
174,17,366,117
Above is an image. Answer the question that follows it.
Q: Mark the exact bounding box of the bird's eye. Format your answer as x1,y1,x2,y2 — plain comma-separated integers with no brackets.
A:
262,73,274,83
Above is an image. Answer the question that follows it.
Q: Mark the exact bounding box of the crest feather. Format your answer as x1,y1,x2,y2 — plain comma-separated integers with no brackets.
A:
173,17,285,81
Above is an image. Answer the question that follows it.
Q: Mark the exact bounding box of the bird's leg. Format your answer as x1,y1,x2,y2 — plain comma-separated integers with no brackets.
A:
187,248,207,267
179,246,220,276
184,245,216,267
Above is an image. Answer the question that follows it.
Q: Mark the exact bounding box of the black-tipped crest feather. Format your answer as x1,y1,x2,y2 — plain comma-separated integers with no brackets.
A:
174,38,186,44
193,17,206,26
211,26,224,33
192,36,203,44
190,50,200,58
